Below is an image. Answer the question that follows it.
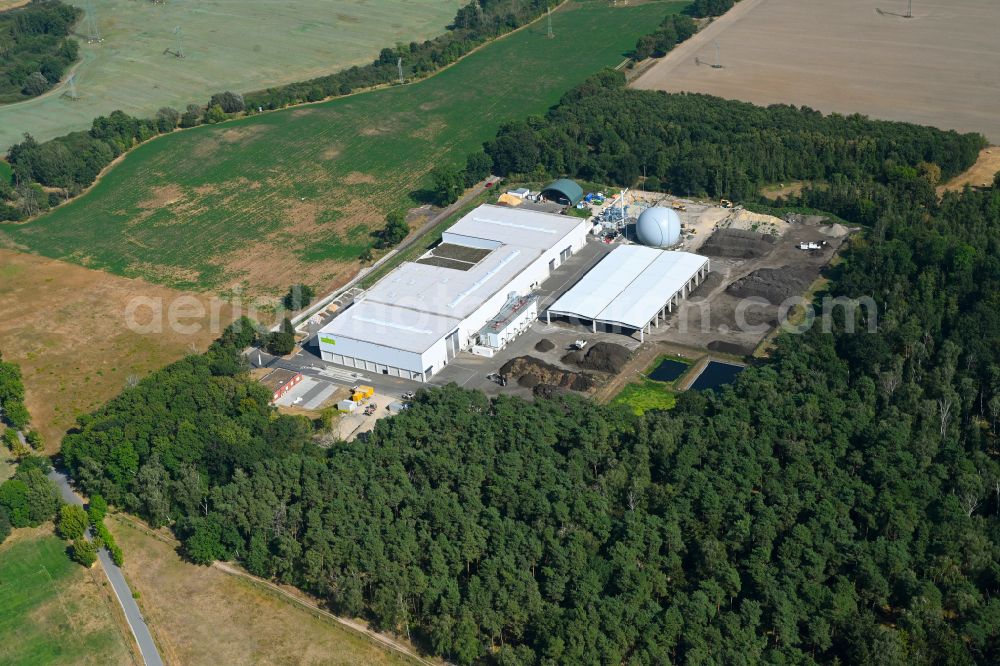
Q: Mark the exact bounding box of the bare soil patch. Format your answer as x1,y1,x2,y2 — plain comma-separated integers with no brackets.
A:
727,266,814,304
343,172,377,185
707,340,754,356
321,145,342,160
938,147,1000,193
633,0,1000,142
0,250,232,448
139,185,184,210
219,125,270,144
700,228,777,259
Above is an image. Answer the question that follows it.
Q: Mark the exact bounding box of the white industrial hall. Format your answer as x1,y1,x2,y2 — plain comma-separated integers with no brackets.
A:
545,245,710,341
317,205,590,381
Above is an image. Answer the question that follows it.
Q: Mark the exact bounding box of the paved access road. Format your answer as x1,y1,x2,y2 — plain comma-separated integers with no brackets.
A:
48,469,164,666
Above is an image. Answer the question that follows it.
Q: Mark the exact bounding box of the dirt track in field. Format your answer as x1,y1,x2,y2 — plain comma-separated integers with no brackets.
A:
633,0,1000,142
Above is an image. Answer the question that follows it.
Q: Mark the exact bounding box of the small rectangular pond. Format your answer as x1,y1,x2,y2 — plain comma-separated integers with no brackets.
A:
648,358,688,383
689,361,744,391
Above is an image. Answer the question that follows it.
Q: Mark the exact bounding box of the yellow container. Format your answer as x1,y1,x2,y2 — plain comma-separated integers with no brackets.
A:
357,385,375,398
352,392,365,402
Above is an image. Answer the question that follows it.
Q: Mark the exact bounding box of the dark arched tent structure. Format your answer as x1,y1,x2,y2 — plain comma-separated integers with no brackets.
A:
541,178,583,206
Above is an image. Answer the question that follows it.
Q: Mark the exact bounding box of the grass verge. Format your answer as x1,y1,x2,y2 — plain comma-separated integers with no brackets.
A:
0,529,132,665
108,516,420,665
611,354,692,415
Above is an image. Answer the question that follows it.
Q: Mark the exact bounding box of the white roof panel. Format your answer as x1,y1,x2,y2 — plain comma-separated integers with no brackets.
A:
319,300,459,354
318,204,589,353
363,246,541,320
548,246,708,330
445,204,585,250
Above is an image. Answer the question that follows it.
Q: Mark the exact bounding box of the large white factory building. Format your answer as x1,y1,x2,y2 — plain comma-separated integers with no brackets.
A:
317,205,590,381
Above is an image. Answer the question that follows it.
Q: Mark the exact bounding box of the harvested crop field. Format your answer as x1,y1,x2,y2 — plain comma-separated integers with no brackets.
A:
0,249,232,447
2,1,686,295
0,0,458,150
633,0,1000,142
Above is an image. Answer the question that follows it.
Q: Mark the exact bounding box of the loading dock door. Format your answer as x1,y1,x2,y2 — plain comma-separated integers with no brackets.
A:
446,329,460,360
549,258,556,272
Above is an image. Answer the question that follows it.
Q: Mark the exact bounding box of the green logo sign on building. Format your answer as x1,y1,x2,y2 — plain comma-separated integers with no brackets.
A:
320,337,336,345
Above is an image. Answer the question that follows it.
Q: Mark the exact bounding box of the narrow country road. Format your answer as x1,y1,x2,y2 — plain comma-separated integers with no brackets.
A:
47,468,165,666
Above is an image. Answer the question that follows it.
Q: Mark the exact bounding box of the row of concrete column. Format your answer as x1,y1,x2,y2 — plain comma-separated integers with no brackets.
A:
546,260,711,344
638,261,710,342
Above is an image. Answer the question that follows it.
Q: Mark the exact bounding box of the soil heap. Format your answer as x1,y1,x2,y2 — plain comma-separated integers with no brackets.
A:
561,341,632,374
500,356,593,392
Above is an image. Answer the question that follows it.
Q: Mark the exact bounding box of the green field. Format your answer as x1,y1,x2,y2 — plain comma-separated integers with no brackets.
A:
0,0,458,150
0,532,131,665
0,1,687,294
612,354,693,415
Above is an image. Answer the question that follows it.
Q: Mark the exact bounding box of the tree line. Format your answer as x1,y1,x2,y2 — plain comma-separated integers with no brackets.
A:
686,0,735,18
481,69,985,202
0,350,29,430
59,129,1000,663
0,0,81,103
0,92,251,220
1,353,59,550
242,0,552,112
633,12,697,60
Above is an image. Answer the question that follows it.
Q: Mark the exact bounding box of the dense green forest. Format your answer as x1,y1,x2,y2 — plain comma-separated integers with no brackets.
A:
0,0,81,104
483,70,985,208
60,79,1000,661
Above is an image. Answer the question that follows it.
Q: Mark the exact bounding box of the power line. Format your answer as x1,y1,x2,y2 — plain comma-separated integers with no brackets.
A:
62,73,79,100
84,0,102,43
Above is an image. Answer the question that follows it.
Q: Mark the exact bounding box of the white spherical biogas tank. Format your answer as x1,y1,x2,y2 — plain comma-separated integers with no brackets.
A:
635,207,682,247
